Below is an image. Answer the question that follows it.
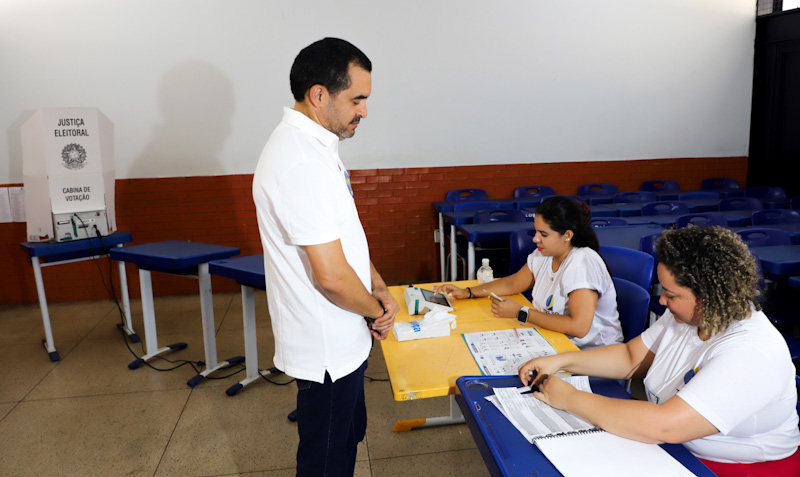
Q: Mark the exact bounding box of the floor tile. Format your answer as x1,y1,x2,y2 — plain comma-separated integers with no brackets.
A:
0,389,189,476
0,341,70,402
370,449,487,476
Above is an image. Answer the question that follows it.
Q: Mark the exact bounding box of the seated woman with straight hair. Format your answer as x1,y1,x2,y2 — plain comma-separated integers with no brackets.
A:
435,196,622,349
519,226,800,476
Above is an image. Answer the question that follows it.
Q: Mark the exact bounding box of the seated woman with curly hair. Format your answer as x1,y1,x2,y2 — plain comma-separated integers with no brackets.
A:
519,226,800,476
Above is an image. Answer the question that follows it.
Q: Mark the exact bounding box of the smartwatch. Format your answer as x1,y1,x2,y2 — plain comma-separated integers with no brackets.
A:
517,306,530,325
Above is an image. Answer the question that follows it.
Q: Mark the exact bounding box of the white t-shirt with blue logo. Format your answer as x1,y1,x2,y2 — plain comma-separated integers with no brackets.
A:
641,308,800,463
526,247,622,349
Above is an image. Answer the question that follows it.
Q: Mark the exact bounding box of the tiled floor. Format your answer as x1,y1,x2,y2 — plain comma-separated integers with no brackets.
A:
0,292,488,476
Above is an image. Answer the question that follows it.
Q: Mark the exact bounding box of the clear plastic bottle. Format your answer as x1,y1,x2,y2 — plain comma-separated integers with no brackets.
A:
476,258,494,284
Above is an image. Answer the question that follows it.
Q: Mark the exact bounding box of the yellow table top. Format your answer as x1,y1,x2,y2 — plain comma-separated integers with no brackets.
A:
380,281,579,401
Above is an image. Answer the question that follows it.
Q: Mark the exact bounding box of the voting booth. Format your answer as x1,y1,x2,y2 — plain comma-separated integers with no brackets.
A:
21,107,117,242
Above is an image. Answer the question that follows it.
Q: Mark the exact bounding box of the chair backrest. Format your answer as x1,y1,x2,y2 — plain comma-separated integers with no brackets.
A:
719,196,763,211
613,191,657,204
745,186,788,201
599,245,655,292
678,191,721,201
751,209,800,226
675,213,729,229
578,183,618,197
590,217,629,227
473,209,527,224
452,201,500,213
639,232,663,286
509,227,537,274
641,201,690,216
701,178,740,191
613,277,650,342
445,188,489,202
641,180,680,193
513,186,555,199
736,227,794,247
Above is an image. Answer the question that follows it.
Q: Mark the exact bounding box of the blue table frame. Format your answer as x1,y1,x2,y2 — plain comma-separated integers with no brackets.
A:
110,240,242,386
20,231,137,361
208,254,280,396
456,375,714,477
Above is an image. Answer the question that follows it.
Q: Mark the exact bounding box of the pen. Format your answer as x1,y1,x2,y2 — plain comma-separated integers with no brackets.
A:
484,290,504,301
514,328,520,342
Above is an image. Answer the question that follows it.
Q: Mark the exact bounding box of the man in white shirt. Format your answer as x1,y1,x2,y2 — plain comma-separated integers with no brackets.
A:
252,38,398,476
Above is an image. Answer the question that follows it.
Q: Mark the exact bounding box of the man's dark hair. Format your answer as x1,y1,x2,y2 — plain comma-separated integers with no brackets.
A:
290,38,372,101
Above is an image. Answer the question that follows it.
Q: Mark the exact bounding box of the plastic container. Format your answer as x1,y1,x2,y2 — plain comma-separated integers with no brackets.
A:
476,258,494,284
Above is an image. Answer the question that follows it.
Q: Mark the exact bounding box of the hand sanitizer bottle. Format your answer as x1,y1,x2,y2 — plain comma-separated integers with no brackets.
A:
476,258,494,284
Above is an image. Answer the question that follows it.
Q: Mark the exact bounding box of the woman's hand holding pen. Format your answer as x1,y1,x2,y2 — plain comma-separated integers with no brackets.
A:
489,295,523,318
518,354,576,410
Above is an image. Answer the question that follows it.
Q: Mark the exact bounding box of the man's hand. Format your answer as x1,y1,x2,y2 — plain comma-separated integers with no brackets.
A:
368,288,398,340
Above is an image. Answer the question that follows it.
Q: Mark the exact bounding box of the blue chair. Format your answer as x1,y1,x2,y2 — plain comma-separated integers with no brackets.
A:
641,201,690,216
445,188,488,203
613,191,657,204
640,232,667,323
736,228,793,247
679,191,721,202
745,186,790,209
590,217,629,227
675,213,729,229
752,209,800,226
578,183,618,205
702,178,740,192
509,228,536,274
471,209,527,277
600,245,655,293
513,186,555,199
473,209,527,224
641,180,680,195
613,277,650,343
719,197,763,212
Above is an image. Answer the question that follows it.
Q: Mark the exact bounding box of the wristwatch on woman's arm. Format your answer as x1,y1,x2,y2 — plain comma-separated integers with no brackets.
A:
517,306,530,325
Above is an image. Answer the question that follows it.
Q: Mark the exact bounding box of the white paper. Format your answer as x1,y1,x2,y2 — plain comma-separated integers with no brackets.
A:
489,377,597,441
463,328,557,375
0,188,11,223
535,432,695,477
9,187,25,222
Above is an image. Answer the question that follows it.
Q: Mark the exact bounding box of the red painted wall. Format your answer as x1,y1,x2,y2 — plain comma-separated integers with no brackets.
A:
0,156,747,305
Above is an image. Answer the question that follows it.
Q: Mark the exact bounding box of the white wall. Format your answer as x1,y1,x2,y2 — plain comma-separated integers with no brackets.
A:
0,0,756,183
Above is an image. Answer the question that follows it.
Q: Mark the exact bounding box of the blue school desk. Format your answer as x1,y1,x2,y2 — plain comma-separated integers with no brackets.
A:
109,240,242,386
749,245,800,278
456,375,715,477
208,254,280,396
20,231,137,361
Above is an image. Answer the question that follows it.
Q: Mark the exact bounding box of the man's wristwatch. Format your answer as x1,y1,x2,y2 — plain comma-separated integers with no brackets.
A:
517,306,530,325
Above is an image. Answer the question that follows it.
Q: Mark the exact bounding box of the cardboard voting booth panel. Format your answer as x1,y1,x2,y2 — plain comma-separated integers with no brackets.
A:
21,107,116,242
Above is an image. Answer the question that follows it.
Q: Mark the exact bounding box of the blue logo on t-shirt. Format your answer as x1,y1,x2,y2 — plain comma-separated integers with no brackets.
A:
343,170,354,197
544,295,555,312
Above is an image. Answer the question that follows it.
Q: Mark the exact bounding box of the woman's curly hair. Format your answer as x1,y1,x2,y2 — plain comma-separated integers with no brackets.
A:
656,225,761,337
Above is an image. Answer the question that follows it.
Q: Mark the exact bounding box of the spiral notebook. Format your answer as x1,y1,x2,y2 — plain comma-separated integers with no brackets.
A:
489,376,599,441
490,377,694,476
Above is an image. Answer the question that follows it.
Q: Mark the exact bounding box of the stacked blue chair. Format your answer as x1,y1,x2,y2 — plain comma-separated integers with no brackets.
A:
512,186,555,209
752,209,800,226
675,213,729,229
641,180,680,200
590,217,629,227
578,183,618,205
718,197,764,226
702,178,742,197
678,191,722,213
613,191,657,204
509,227,537,300
445,188,488,203
737,228,793,247
745,186,790,209
641,201,690,217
